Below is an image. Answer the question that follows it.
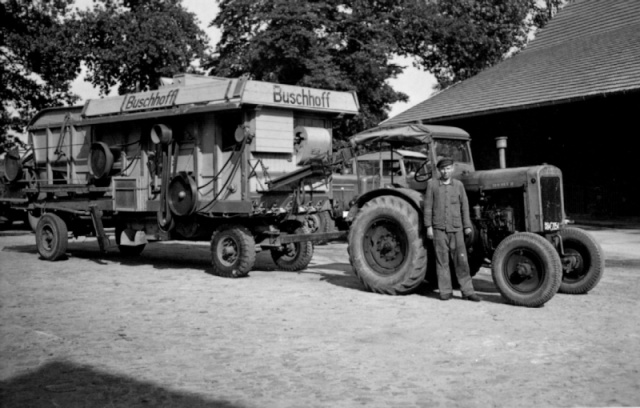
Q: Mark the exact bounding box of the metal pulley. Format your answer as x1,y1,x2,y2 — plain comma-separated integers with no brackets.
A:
88,142,120,179
168,172,198,216
3,148,22,182
151,124,173,145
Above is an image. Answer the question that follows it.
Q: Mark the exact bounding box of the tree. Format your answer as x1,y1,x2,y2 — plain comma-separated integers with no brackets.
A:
1,0,210,149
76,0,210,95
396,0,566,88
0,0,81,153
209,0,565,139
207,0,408,140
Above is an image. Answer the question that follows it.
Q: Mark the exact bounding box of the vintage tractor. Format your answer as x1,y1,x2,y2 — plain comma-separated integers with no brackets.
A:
11,74,359,276
344,124,604,307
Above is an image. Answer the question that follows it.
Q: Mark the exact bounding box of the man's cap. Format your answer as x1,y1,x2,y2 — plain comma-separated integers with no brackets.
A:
437,157,454,169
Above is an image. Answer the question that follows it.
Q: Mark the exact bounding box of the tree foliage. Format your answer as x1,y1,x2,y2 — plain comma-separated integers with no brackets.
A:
1,0,209,149
207,0,408,139
76,0,209,95
209,0,564,139
0,0,81,153
397,0,565,88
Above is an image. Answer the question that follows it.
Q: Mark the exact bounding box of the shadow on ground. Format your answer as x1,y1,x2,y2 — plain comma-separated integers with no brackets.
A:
0,360,244,408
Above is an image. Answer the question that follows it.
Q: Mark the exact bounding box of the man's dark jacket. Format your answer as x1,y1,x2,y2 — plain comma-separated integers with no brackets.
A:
423,178,472,232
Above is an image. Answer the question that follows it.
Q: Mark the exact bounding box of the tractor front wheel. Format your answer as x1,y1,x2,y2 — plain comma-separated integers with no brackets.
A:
492,232,562,307
558,227,604,294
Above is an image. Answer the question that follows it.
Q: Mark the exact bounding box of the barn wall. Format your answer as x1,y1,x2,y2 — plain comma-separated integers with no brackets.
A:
431,91,639,217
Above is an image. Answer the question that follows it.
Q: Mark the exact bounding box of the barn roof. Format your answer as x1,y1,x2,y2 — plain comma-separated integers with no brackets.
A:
384,0,640,125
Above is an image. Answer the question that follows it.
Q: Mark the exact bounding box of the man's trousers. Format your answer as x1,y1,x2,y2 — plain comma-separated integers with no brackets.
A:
433,229,475,296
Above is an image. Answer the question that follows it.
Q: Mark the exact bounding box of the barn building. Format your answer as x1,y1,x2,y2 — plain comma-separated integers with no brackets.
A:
384,0,640,219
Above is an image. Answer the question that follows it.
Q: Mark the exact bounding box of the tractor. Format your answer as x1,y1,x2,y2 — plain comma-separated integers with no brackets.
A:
343,124,603,307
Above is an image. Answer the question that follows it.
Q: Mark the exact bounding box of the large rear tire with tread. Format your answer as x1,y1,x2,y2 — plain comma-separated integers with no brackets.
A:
271,226,314,271
492,232,562,307
348,196,426,295
558,227,604,294
210,225,255,278
36,213,68,261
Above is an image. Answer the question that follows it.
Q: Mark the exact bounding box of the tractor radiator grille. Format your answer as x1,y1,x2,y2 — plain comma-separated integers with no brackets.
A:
541,176,562,226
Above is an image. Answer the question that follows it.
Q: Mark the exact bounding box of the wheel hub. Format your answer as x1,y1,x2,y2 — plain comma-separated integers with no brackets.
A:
504,248,543,292
43,228,54,251
562,248,585,281
515,262,534,279
366,222,405,271
220,238,238,265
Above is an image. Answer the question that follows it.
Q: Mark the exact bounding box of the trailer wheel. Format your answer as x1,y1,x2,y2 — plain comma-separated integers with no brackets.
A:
558,227,604,294
492,232,562,307
307,213,322,234
211,225,255,278
271,226,314,271
115,227,146,256
348,196,426,295
36,213,68,261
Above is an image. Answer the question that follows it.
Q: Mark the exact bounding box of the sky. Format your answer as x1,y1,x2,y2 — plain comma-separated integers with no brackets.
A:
71,0,437,119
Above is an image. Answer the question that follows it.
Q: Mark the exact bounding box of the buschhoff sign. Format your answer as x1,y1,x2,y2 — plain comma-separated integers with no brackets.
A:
242,81,359,114
121,89,180,113
272,85,331,109
82,77,359,118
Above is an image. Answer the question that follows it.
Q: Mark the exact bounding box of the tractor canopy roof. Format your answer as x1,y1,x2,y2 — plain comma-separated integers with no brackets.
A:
350,124,469,147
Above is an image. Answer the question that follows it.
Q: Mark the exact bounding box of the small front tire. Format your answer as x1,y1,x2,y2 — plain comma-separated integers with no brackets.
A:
558,227,604,294
492,232,562,307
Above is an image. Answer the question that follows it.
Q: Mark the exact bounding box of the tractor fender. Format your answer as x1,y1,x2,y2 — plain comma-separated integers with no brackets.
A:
347,187,424,224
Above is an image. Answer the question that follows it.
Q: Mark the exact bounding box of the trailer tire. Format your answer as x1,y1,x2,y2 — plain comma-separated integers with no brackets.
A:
492,232,562,307
307,213,322,234
211,224,255,278
36,213,68,261
271,226,314,271
115,227,146,256
348,196,426,295
558,227,604,294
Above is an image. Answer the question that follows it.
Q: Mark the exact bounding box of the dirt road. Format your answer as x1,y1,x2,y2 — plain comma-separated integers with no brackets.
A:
1,225,639,407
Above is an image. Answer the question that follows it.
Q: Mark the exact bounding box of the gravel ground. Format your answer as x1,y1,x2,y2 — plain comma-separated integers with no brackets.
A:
1,224,639,407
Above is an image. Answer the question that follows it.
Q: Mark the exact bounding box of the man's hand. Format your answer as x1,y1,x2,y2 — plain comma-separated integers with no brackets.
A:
426,226,434,240
464,227,472,236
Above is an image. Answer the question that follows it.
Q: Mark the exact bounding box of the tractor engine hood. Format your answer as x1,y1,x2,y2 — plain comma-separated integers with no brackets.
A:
460,164,562,193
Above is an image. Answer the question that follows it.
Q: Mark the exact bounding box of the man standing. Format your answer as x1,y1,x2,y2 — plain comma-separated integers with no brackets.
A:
424,157,481,302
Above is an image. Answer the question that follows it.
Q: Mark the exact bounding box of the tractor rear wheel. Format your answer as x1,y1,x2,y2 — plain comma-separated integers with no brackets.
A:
492,232,562,307
210,225,255,278
36,213,68,261
558,227,604,294
348,196,426,295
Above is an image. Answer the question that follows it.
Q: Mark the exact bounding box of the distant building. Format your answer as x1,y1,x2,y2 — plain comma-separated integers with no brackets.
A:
384,0,640,218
